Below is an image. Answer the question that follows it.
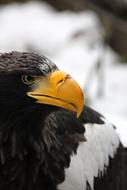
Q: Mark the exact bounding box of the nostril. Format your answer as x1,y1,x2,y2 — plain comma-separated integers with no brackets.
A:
57,78,64,85
59,79,64,83
57,74,71,85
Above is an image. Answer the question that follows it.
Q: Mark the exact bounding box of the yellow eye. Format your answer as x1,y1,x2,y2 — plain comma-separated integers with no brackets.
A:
22,75,36,85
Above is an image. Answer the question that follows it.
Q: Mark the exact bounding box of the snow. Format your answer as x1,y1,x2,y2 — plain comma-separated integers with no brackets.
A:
0,1,126,146
93,63,127,147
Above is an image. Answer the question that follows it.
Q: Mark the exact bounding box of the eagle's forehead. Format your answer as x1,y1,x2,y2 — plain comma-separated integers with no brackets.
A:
0,51,58,75
39,55,58,75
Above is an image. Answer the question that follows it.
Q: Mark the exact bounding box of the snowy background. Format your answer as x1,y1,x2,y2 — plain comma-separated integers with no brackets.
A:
0,1,127,146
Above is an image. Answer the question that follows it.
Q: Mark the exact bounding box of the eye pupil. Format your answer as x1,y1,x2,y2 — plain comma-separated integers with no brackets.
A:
27,76,34,82
22,75,36,84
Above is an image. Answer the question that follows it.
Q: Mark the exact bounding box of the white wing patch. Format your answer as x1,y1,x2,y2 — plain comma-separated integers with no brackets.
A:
58,119,120,190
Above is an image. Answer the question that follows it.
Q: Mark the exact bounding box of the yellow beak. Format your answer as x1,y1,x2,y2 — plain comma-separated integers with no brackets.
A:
27,71,84,117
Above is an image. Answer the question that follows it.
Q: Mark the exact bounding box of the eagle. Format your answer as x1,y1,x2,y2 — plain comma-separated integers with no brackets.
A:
0,51,126,190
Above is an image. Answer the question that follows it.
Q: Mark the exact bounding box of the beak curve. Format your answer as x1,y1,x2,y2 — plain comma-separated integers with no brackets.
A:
27,71,84,117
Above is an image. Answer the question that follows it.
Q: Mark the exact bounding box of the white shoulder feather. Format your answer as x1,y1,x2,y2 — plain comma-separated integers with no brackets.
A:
58,119,120,190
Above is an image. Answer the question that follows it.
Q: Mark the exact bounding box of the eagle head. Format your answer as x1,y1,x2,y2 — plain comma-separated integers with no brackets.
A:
0,51,84,117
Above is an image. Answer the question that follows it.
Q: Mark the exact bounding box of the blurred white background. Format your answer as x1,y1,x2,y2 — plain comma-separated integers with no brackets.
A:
0,1,127,145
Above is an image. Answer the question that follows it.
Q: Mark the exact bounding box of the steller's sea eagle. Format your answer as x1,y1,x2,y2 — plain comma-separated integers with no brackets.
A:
0,51,126,190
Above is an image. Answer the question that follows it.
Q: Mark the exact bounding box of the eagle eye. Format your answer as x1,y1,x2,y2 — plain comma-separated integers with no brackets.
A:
22,75,36,85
